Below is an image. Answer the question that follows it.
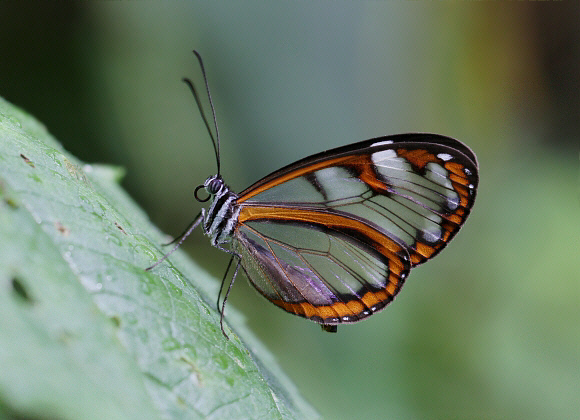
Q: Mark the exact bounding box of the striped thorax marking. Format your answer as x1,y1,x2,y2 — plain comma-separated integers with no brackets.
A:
203,175,240,246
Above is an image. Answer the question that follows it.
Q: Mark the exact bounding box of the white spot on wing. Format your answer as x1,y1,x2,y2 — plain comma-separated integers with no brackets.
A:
371,149,397,166
371,140,394,147
437,153,453,161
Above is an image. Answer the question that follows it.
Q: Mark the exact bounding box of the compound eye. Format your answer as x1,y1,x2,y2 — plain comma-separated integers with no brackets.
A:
206,177,222,195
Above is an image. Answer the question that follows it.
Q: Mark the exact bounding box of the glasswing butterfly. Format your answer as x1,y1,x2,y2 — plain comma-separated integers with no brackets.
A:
147,51,479,337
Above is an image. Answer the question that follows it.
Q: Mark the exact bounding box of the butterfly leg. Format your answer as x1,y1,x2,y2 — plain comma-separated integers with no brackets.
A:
218,255,242,339
216,256,236,314
145,211,203,271
160,211,203,246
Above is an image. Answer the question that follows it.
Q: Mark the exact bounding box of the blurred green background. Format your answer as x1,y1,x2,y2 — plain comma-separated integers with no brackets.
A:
1,2,578,419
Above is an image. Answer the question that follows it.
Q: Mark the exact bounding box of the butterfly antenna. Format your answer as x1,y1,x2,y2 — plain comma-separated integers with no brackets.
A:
190,50,221,176
182,77,218,167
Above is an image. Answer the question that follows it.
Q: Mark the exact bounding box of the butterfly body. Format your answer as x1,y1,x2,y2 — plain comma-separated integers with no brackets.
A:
201,175,240,246
196,133,478,327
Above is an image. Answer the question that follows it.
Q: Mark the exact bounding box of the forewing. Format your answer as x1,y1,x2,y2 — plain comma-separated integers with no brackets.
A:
234,216,411,324
237,133,478,266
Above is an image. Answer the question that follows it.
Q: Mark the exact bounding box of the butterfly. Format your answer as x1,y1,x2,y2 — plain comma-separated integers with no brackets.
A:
147,51,479,337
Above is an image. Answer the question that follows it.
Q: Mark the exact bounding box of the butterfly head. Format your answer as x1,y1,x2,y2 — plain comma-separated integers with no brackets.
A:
194,175,224,203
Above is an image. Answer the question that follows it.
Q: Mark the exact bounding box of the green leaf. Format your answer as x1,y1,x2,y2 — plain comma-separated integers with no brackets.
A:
0,97,318,419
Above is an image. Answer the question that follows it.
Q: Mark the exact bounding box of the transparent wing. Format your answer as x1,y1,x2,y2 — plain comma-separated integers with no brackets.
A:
234,217,411,324
237,133,478,266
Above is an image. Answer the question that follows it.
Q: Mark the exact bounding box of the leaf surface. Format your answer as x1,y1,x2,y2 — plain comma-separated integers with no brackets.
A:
0,97,318,419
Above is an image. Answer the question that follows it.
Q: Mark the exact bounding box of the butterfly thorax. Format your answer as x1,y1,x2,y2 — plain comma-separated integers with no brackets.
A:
202,175,240,246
